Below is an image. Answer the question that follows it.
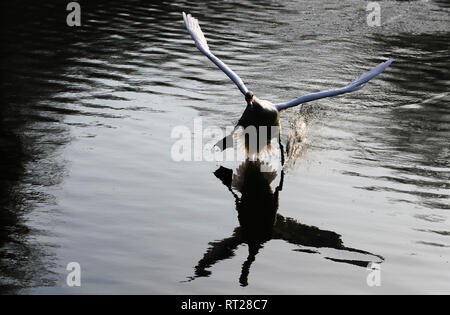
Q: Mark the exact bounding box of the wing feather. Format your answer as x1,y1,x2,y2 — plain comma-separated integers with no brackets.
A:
182,12,249,95
275,59,393,111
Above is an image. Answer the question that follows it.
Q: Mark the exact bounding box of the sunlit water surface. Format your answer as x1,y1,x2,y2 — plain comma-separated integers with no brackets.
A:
1,0,449,294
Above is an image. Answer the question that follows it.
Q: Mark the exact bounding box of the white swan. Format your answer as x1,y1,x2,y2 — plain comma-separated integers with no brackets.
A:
182,12,393,158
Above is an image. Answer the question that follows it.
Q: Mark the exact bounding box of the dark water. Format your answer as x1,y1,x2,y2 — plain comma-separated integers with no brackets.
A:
1,0,449,294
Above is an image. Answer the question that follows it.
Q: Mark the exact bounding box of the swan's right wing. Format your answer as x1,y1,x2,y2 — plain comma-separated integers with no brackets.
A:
183,12,249,95
275,59,393,111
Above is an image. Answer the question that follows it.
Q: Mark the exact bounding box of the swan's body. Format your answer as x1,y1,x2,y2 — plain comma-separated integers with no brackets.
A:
182,12,393,158
238,97,279,130
216,95,281,154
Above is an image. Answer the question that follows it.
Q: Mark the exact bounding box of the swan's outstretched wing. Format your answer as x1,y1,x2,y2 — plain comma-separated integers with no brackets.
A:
182,12,249,95
275,59,393,111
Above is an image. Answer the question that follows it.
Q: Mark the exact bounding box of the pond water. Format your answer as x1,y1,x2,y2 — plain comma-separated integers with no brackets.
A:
0,0,449,294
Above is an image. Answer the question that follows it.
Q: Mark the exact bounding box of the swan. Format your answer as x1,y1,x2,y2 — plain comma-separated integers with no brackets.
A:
182,12,393,160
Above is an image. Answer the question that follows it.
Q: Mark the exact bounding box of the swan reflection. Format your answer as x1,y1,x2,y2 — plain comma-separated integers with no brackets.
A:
186,159,383,286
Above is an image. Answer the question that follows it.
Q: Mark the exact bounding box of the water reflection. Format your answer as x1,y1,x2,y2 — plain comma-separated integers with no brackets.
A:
186,159,383,286
0,1,74,293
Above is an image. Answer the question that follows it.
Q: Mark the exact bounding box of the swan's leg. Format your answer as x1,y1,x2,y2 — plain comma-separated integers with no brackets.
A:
239,243,261,287
278,132,285,166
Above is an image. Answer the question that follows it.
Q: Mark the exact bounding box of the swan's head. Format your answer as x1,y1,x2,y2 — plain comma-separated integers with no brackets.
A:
245,91,255,106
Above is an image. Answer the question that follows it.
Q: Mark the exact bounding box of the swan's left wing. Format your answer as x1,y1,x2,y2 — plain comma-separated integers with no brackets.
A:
275,59,393,111
182,12,249,95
